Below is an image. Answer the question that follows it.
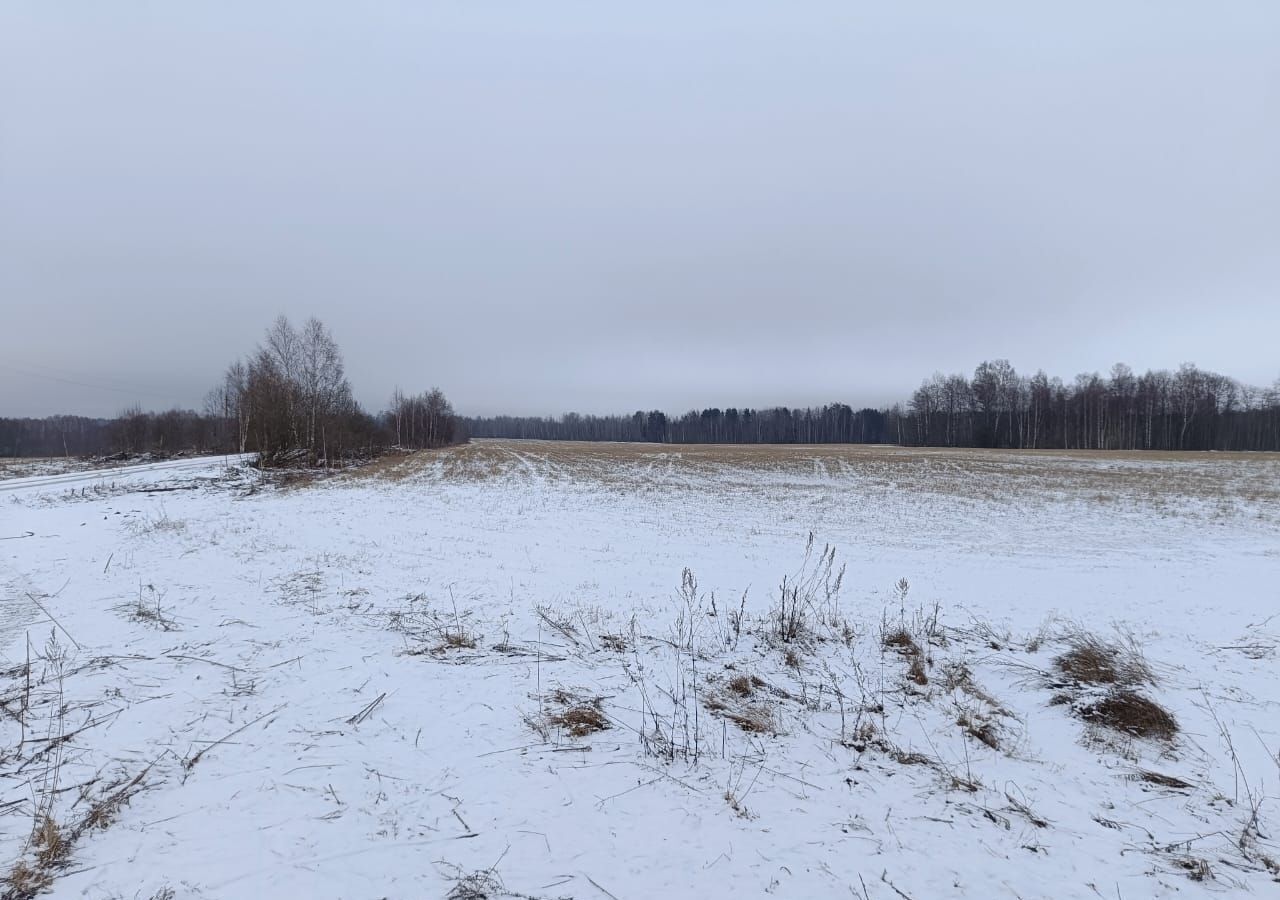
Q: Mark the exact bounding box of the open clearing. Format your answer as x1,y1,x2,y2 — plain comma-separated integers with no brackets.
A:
2,440,1279,898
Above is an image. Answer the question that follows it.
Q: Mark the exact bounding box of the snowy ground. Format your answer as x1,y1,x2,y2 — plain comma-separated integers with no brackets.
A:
0,455,252,491
2,440,1278,899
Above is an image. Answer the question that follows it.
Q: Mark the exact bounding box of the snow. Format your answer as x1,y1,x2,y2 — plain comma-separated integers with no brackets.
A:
2,441,1278,898
0,454,255,495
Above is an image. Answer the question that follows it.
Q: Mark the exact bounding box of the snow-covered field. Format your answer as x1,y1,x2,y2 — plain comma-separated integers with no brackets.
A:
2,440,1278,899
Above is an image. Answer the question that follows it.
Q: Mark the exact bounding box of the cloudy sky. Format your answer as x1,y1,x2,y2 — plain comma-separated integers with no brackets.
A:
2,2,1277,418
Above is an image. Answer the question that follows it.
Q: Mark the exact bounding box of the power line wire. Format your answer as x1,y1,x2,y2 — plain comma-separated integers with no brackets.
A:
0,361,181,403
0,356,178,397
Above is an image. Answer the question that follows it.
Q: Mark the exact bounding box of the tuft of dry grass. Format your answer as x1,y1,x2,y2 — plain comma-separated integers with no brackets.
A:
727,674,764,697
3,778,145,900
723,705,775,734
5,861,53,899
723,789,753,819
439,631,477,651
1054,631,1152,687
32,815,67,870
599,633,628,652
1048,628,1176,742
548,703,610,737
1172,856,1213,882
3,815,72,899
116,583,179,631
705,673,779,735
1078,690,1178,741
530,690,611,739
889,748,934,767
446,870,504,900
884,626,929,685
126,601,179,631
882,627,918,653
957,710,1000,750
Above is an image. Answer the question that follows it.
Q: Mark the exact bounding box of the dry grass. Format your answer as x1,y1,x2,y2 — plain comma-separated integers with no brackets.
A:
446,870,505,900
727,674,764,697
403,440,1280,522
1049,629,1177,743
118,585,179,631
530,689,611,739
3,816,70,899
4,860,54,899
942,662,1006,712
957,710,1000,750
599,633,628,652
1078,690,1178,741
889,748,935,767
1131,769,1193,790
723,706,776,734
438,631,477,651
883,627,929,685
1172,856,1213,882
882,627,918,652
548,703,610,737
3,770,149,900
704,678,778,735
341,448,424,482
1054,631,1152,687
31,815,67,872
723,789,752,819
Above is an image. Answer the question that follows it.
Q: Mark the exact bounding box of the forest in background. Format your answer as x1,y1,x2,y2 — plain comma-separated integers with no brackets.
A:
466,361,1280,452
5,356,1280,458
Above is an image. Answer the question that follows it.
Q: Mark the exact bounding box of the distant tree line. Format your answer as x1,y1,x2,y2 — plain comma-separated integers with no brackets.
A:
0,411,227,458
466,360,1280,452
901,361,1280,451
467,406,890,445
1,316,461,462
7,353,1278,457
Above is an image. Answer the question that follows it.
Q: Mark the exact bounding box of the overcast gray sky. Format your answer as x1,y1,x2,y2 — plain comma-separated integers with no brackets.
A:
1,2,1277,418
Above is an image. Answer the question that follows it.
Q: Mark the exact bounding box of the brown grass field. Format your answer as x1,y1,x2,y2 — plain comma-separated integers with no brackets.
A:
357,439,1280,517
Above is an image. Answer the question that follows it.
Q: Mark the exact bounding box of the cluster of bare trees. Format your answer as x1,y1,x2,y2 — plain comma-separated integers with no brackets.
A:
0,316,461,462
901,361,1280,451
206,316,370,463
388,388,458,449
205,316,366,462
466,405,892,445
206,316,461,463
